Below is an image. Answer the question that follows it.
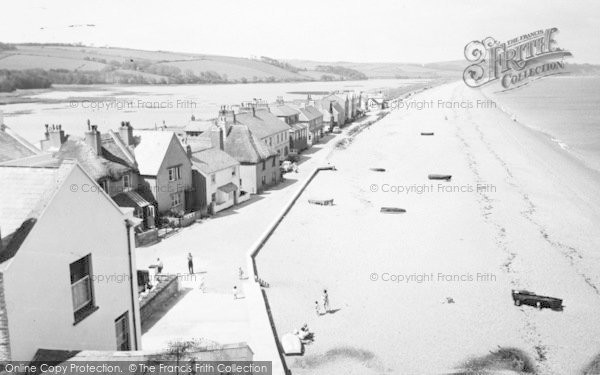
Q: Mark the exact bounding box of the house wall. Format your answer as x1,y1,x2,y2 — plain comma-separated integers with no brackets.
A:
101,171,141,197
255,156,280,194
204,165,240,213
191,170,208,214
239,164,258,195
153,136,192,214
261,130,288,158
2,166,141,360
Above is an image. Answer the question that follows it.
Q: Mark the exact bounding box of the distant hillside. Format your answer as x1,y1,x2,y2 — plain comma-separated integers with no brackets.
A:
287,59,462,79
0,43,354,91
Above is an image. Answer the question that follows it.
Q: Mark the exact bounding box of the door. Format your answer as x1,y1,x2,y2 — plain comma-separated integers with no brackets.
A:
115,312,131,351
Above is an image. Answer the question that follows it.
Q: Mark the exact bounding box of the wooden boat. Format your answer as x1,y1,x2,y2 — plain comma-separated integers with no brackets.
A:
420,132,434,136
370,168,386,172
308,199,334,206
428,174,452,181
380,207,406,214
511,290,563,310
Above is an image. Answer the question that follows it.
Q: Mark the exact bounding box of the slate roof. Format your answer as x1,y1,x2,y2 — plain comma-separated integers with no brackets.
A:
224,125,277,164
235,110,290,140
270,104,300,118
191,148,239,175
297,106,323,122
180,134,214,154
0,126,42,162
0,162,74,264
132,130,177,176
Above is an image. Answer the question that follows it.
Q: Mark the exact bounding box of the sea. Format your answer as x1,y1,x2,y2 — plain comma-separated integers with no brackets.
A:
488,76,600,173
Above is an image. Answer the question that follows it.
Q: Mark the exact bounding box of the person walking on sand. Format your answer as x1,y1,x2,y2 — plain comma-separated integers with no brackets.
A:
238,267,245,280
315,301,321,316
233,286,239,300
187,253,194,274
156,258,163,274
322,289,330,313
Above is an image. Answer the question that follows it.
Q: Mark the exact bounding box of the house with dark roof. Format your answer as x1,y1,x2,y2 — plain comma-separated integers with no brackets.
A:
224,124,279,194
217,104,290,158
271,97,308,154
295,104,324,147
313,97,345,132
0,160,141,360
184,126,243,215
36,122,157,230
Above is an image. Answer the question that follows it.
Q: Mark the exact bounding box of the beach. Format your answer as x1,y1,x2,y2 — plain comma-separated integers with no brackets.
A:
257,81,600,374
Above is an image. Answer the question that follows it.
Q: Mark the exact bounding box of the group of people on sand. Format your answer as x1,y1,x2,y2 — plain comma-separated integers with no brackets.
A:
294,323,314,343
154,252,195,275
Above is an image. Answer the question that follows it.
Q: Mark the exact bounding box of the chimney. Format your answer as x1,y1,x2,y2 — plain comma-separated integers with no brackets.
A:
85,123,102,156
186,145,192,159
217,105,235,134
209,126,224,151
41,124,67,151
119,121,134,146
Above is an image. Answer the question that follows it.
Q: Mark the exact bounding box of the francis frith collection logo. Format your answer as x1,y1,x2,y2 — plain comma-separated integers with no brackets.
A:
463,27,572,90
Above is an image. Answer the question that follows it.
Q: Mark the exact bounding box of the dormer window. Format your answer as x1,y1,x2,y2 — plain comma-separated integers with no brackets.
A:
122,174,131,190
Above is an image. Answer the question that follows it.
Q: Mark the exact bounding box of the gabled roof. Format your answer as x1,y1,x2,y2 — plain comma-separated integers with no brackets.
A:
235,110,290,140
133,130,179,176
224,125,277,164
297,106,323,122
53,139,132,181
180,134,214,154
191,147,239,175
0,126,42,162
0,162,75,264
270,104,300,118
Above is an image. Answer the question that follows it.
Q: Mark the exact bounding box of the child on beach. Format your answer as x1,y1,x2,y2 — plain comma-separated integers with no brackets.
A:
315,301,320,316
156,258,163,274
233,286,239,300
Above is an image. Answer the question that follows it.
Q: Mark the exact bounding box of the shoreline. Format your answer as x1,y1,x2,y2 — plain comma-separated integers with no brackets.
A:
257,81,600,374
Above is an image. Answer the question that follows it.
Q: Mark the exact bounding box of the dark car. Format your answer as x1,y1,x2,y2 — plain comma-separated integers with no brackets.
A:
511,289,563,310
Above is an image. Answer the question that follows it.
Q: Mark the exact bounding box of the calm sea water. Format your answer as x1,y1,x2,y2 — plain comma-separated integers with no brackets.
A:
489,76,600,172
0,78,426,145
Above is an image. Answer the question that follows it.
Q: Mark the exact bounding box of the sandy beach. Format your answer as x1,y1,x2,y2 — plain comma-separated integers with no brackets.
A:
257,81,600,374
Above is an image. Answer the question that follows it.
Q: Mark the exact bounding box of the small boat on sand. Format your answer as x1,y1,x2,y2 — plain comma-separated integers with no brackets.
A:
370,168,386,172
380,207,406,214
420,132,434,136
308,199,334,206
428,174,452,181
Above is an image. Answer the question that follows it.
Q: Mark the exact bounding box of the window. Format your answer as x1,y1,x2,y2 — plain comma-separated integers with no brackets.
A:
262,176,266,186
211,192,216,202
122,174,130,190
171,193,181,208
211,174,216,184
232,167,236,177
168,166,181,181
70,255,95,322
262,161,266,171
115,312,131,351
100,179,110,193
272,157,276,167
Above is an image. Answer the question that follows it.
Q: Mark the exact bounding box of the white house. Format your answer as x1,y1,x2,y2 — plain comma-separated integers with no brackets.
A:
0,160,141,360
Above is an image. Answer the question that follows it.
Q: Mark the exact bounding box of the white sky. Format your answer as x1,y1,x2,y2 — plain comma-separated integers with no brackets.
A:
1,0,599,63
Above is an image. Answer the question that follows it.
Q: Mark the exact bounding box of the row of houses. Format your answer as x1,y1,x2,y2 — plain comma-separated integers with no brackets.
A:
0,89,370,360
